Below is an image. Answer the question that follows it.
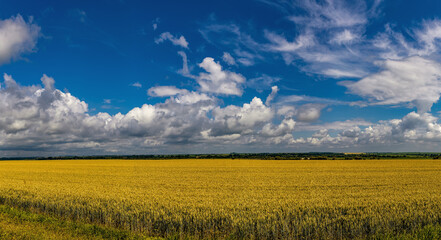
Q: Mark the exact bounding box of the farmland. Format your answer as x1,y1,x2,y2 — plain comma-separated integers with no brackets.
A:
1,159,441,239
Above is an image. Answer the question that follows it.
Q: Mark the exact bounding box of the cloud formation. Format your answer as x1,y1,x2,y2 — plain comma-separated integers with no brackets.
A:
147,86,188,97
197,57,245,96
177,51,191,76
4,73,441,154
265,86,278,105
260,2,441,82
222,52,236,65
155,32,189,48
131,82,142,88
0,14,40,65
0,74,296,155
259,0,378,78
295,111,441,151
341,56,441,112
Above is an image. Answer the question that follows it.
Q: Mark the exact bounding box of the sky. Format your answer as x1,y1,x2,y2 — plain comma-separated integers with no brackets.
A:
3,0,441,156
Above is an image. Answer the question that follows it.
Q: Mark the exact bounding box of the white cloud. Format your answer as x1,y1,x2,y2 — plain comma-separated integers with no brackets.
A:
0,74,218,154
294,103,325,122
233,49,261,66
236,58,254,66
288,0,368,29
265,86,278,106
147,86,188,97
173,92,212,105
7,73,441,154
278,94,352,106
1,74,309,155
259,0,383,78
41,74,55,90
295,119,372,131
0,14,40,65
330,29,359,45
155,32,189,48
341,56,441,112
131,82,142,88
261,118,295,137
370,19,441,60
222,52,236,65
297,111,441,150
264,30,314,52
197,57,245,96
0,74,89,147
210,97,274,136
177,51,191,76
415,19,441,55
322,68,365,78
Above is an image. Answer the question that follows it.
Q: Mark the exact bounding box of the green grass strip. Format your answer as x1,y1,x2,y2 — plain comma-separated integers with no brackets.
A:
0,204,161,240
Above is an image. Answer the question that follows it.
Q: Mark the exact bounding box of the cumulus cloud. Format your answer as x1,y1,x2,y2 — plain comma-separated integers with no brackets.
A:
0,14,40,65
155,32,189,48
261,118,295,137
173,91,212,105
41,74,55,90
0,74,217,153
275,103,326,123
6,73,441,155
341,56,441,112
197,57,245,96
296,111,441,150
294,103,325,122
0,74,305,155
147,86,188,97
210,97,274,136
147,86,212,105
0,73,89,150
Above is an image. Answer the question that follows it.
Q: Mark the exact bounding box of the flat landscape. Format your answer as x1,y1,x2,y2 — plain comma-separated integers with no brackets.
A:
1,159,441,239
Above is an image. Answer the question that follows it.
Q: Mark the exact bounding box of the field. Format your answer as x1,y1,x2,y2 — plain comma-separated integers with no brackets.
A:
1,159,441,239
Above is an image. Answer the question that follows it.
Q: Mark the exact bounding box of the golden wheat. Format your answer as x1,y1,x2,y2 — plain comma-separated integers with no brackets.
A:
0,159,440,239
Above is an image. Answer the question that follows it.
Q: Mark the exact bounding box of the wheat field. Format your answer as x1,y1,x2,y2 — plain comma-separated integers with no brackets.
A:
0,159,441,239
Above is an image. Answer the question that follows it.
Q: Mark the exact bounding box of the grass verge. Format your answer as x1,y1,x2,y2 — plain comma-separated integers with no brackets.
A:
0,204,160,240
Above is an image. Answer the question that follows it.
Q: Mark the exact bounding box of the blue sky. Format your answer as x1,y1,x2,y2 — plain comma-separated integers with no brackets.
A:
3,0,441,156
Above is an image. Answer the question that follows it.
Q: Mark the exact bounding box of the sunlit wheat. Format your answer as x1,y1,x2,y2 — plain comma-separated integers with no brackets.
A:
0,159,440,239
